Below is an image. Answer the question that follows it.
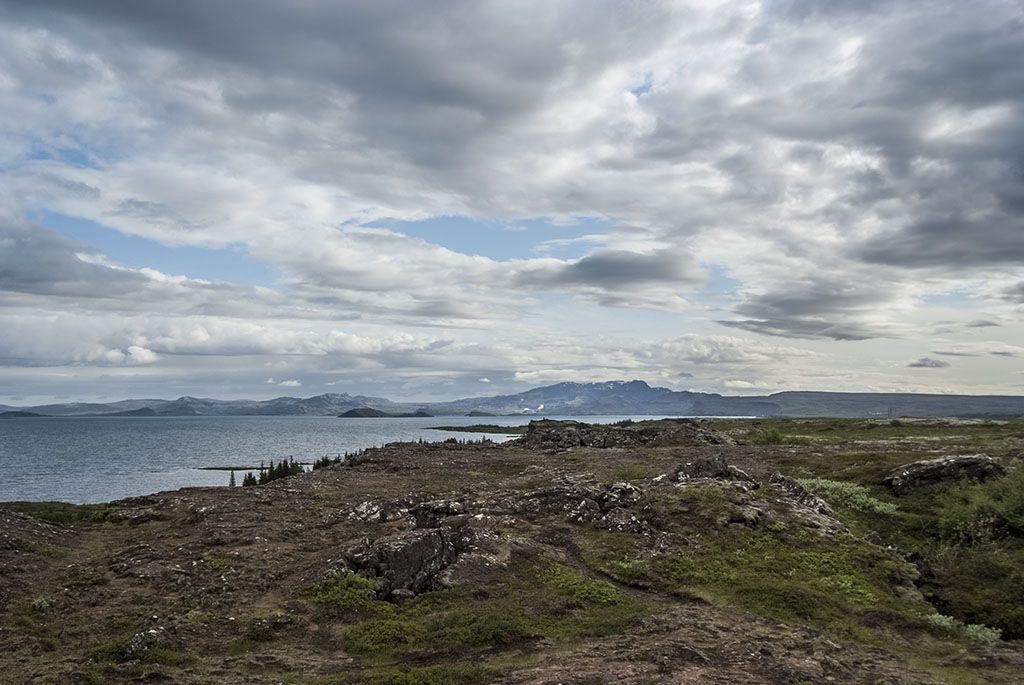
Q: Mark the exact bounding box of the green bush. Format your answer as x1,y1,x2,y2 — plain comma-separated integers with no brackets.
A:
937,467,1024,542
301,572,381,614
798,478,899,515
924,613,1002,645
537,565,621,605
749,428,812,446
343,619,429,654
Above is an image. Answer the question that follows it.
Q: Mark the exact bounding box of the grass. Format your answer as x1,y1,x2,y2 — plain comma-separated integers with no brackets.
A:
325,664,495,684
708,417,1024,450
580,484,930,644
86,635,192,666
327,556,647,662
204,554,238,571
9,538,68,556
9,501,123,525
6,597,63,651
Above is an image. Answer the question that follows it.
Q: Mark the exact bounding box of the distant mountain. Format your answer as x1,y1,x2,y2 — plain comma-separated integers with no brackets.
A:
6,382,1024,418
428,380,699,416
20,399,165,417
0,410,47,418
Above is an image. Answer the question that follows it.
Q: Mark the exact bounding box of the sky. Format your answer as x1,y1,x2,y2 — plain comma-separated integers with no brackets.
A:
1,0,1023,405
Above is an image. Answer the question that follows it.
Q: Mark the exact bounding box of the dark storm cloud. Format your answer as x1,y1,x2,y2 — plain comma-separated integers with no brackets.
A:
717,278,892,340
0,219,148,298
908,358,951,368
516,250,702,291
1003,283,1024,303
718,317,874,342
967,320,999,328
857,215,1024,269
557,250,700,288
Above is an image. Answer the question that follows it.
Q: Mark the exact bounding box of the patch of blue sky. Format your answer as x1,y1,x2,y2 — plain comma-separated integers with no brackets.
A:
695,264,744,308
26,133,110,170
371,215,612,260
917,291,981,306
38,212,278,286
630,74,653,97
28,145,99,169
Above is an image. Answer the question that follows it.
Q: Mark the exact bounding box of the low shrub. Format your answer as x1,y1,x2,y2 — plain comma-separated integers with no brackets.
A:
301,572,382,615
798,478,898,515
924,613,1002,645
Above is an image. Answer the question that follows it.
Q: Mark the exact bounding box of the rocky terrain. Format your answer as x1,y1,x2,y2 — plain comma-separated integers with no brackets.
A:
2,417,1024,684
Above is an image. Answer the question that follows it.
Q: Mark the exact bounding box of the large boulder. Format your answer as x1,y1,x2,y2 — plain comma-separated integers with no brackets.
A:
671,455,757,486
881,454,1006,496
342,525,475,599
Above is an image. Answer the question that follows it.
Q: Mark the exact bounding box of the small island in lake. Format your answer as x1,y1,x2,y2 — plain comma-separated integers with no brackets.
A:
338,407,433,418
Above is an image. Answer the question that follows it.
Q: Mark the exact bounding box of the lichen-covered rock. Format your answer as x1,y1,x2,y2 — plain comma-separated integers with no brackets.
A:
769,473,847,535
671,455,757,487
881,455,1006,496
518,476,647,531
342,525,475,599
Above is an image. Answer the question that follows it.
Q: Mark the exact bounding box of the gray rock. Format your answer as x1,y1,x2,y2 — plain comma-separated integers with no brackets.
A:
672,455,757,487
881,454,1006,496
342,524,475,600
769,473,847,535
513,418,734,451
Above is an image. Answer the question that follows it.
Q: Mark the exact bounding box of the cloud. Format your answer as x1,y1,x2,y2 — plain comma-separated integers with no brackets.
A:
645,335,815,365
518,249,704,290
277,379,301,387
908,358,951,368
1,1,1024,402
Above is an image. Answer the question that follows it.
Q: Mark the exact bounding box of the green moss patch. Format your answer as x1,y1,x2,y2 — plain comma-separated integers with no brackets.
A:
337,557,647,661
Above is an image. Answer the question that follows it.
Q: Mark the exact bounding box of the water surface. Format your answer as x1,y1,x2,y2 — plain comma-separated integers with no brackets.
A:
0,415,653,503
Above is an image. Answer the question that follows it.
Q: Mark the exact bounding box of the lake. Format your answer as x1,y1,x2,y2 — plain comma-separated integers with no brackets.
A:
0,414,656,504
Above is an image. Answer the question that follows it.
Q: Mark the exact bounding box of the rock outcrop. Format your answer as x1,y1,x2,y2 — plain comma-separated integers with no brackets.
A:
519,476,646,532
670,455,757,488
769,473,847,535
0,508,71,551
513,418,734,450
881,455,1006,496
342,525,475,600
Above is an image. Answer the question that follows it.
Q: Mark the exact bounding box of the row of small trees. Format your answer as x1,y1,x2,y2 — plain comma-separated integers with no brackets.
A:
228,453,347,488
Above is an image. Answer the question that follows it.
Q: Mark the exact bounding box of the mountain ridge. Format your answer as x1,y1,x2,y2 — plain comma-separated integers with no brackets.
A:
5,380,1024,418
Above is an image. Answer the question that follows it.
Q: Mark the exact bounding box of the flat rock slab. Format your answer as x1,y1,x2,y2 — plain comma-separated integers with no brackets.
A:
882,454,1006,496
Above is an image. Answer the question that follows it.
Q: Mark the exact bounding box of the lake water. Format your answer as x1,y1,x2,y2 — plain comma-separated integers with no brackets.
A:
0,415,657,504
